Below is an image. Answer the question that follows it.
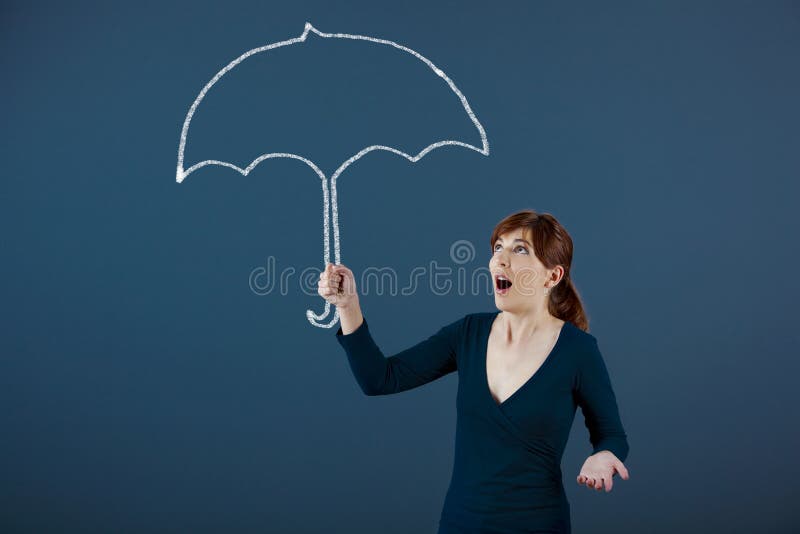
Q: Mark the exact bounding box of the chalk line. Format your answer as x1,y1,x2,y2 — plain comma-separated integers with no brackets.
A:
176,22,490,328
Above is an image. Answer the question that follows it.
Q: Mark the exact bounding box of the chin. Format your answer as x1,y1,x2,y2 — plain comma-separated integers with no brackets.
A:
494,297,510,309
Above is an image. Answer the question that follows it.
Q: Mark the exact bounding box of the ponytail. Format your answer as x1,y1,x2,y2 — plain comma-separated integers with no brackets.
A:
549,277,589,332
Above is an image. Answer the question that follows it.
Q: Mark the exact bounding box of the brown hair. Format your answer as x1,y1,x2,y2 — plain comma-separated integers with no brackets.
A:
490,209,589,332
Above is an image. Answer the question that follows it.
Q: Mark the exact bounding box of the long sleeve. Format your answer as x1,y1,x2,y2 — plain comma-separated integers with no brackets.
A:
335,314,464,396
573,337,629,462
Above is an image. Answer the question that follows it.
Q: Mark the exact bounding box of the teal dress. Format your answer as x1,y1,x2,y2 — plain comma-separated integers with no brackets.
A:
335,311,629,533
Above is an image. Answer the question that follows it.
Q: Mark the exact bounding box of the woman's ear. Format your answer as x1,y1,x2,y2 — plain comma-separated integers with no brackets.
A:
551,265,565,285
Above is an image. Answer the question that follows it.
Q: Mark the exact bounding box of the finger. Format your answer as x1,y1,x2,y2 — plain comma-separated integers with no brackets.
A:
318,279,340,289
320,282,336,292
616,461,630,480
327,264,340,280
320,273,342,285
332,269,351,287
320,287,336,298
333,265,352,277
323,286,341,297
603,472,613,492
321,269,342,280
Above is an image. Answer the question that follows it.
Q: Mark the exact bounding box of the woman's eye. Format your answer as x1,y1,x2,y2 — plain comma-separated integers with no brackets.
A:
493,244,527,254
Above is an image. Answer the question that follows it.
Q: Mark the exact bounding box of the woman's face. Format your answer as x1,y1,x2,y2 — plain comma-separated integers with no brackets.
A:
489,227,557,309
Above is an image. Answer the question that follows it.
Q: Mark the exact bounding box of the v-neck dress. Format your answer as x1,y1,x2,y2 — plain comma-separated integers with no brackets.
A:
335,310,629,534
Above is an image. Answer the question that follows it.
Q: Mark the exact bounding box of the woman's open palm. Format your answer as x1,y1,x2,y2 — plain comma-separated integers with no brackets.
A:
577,451,629,492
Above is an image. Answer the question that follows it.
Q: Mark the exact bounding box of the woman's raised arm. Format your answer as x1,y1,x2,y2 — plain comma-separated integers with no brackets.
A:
319,261,464,395
335,313,463,396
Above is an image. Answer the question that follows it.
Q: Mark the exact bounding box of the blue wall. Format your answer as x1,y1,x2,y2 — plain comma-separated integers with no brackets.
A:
2,1,798,532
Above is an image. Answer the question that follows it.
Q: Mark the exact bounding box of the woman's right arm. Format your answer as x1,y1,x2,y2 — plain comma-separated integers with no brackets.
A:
335,311,463,396
319,263,463,396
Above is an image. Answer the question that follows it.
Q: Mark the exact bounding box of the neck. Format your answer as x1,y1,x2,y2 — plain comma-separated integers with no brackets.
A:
498,307,560,344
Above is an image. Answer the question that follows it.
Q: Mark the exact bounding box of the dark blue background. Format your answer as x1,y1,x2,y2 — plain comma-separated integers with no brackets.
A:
2,1,798,532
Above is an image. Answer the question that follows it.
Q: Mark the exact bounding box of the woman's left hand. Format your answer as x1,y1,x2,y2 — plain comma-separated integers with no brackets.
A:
576,451,629,492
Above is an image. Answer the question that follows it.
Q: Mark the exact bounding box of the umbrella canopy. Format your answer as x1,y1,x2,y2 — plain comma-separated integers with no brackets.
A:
176,22,489,327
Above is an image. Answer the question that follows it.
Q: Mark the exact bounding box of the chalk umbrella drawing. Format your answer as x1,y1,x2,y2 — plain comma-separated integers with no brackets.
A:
176,22,489,328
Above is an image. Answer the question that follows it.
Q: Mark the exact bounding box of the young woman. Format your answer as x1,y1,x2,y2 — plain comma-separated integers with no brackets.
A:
318,209,630,533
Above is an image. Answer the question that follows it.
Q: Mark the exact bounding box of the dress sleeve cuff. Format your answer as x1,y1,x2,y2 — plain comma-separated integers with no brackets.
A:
335,316,370,349
592,440,629,462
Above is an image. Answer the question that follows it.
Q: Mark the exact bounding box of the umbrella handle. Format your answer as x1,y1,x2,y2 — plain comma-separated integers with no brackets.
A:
306,301,340,328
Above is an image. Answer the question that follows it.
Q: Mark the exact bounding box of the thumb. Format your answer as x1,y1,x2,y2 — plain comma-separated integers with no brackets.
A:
615,461,629,480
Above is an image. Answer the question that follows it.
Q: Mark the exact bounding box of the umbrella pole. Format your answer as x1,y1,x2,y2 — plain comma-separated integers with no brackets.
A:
306,174,340,328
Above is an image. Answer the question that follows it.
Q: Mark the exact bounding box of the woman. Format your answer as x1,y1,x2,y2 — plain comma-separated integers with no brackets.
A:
318,209,630,533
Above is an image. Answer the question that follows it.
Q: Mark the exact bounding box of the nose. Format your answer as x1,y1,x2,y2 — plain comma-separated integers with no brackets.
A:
493,248,510,267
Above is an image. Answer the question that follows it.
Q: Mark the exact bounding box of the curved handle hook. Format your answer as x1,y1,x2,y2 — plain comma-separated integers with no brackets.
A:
306,302,340,328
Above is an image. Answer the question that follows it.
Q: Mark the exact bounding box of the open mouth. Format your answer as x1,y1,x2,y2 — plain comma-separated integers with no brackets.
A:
495,275,512,294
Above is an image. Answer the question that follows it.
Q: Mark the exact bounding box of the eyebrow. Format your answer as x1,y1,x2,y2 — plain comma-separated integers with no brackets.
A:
495,237,532,246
